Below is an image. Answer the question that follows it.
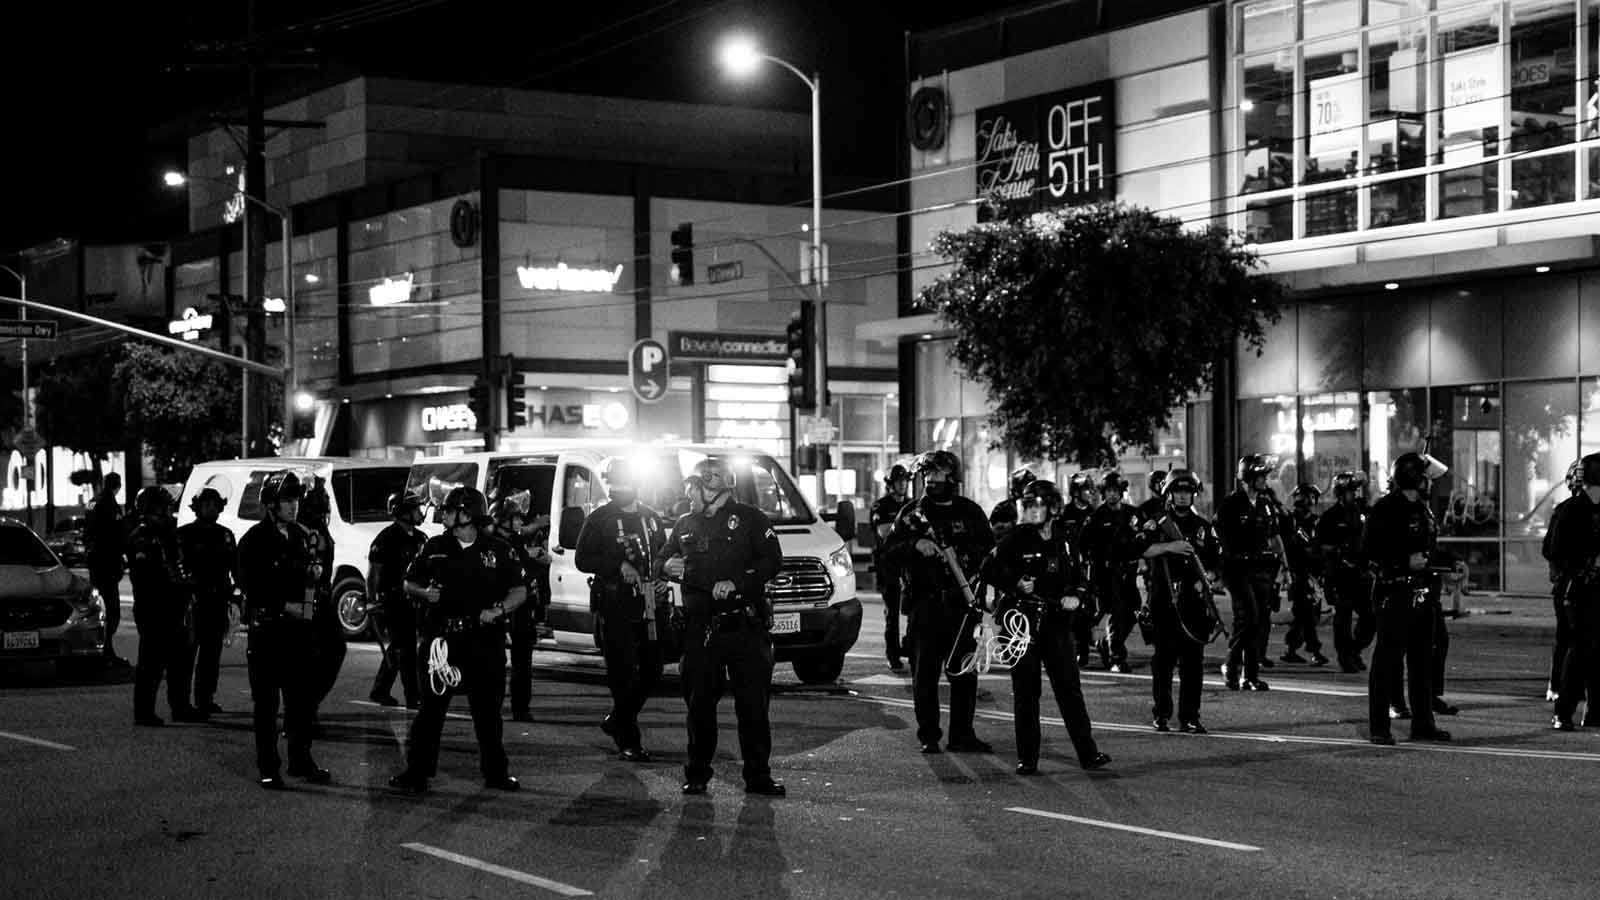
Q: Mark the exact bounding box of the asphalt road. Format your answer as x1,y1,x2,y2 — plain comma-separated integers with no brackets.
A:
2,595,1596,900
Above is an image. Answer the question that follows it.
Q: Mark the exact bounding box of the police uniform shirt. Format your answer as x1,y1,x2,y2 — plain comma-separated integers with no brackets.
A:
1081,503,1141,574
369,522,427,601
238,519,318,618
126,521,185,613
1216,489,1288,564
662,500,783,617
176,521,237,595
1133,508,1220,630
405,532,526,623
1314,504,1366,576
1543,493,1600,588
885,495,994,594
1135,497,1166,526
1133,509,1221,574
576,501,668,621
871,494,912,548
980,524,1087,608
1056,502,1096,557
1360,492,1438,582
86,494,126,574
1287,508,1320,571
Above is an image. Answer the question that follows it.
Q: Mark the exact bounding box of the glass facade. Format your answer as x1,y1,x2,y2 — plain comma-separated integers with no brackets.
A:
1231,0,1599,242
1236,272,1600,592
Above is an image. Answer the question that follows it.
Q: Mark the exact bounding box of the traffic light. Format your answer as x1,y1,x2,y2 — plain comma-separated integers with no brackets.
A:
290,392,316,440
786,302,816,412
505,375,528,431
467,377,492,431
669,222,694,286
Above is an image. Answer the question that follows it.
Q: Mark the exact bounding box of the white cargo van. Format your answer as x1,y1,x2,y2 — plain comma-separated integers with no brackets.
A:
404,444,862,684
176,457,411,637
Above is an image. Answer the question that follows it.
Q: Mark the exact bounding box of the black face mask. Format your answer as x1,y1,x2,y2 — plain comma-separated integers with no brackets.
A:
924,481,955,500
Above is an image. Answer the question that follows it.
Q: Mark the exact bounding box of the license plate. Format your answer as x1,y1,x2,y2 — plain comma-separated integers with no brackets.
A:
3,631,40,650
769,613,800,635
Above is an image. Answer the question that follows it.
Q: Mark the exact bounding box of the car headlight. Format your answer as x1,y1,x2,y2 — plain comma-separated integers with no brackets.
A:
66,588,106,627
826,546,853,579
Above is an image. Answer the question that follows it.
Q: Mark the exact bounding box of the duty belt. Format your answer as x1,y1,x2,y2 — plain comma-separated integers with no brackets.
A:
690,611,760,632
436,616,500,634
249,601,314,626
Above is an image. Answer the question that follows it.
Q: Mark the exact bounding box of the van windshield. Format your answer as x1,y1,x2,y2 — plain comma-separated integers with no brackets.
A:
489,464,556,524
332,468,410,524
617,450,814,526
406,461,480,515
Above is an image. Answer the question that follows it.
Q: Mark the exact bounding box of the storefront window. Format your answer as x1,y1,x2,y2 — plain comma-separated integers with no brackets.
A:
1502,379,1579,590
1367,25,1428,175
1305,186,1360,234
1237,395,1300,496
1243,54,1297,194
1510,0,1579,207
1366,387,1428,486
1437,5,1503,218
1587,0,1600,198
1430,383,1503,538
1304,0,1360,38
1242,0,1298,51
1305,37,1363,184
1302,392,1363,488
288,228,337,386
1368,0,1429,25
1245,195,1295,241
1582,377,1600,458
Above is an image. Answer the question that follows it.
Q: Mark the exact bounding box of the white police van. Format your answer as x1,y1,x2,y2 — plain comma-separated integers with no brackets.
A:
176,457,411,637
404,443,861,684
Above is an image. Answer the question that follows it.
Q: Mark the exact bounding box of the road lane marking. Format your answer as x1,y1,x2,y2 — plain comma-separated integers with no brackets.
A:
349,699,472,721
855,695,1600,762
1007,807,1264,852
0,730,74,751
401,843,593,896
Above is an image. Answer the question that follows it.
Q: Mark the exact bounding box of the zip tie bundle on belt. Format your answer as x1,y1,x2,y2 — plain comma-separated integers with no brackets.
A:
950,606,1035,676
427,637,460,695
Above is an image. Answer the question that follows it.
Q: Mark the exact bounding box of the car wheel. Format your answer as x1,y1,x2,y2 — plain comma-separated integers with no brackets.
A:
334,576,371,639
791,652,845,685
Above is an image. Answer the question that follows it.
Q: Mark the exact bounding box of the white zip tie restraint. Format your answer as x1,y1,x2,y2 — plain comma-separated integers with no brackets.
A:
950,606,1035,676
427,637,460,695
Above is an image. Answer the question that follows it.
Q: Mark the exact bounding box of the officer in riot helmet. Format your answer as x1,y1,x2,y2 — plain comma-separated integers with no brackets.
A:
884,450,996,754
126,485,198,726
390,486,526,793
1547,452,1600,730
989,467,1038,544
488,495,542,723
1135,470,1223,733
369,492,429,709
1062,471,1102,666
577,456,669,762
1542,460,1588,704
661,457,786,796
1137,471,1169,523
980,480,1111,774
237,471,329,788
1216,454,1292,692
1363,452,1455,745
176,487,240,716
1081,472,1142,672
1279,483,1329,666
1318,471,1375,673
871,463,915,671
298,477,341,736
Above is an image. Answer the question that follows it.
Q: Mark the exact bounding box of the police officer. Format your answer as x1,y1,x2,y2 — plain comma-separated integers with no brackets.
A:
1061,472,1101,666
299,478,342,734
175,487,239,715
389,487,526,793
1082,471,1141,672
989,467,1038,545
1279,483,1329,666
884,450,996,755
1135,470,1222,734
980,480,1111,775
489,495,542,723
86,472,130,668
368,491,428,709
661,458,785,796
126,486,200,726
1317,471,1375,674
1362,452,1453,745
1547,452,1600,730
1136,471,1168,523
1217,454,1290,692
577,457,669,762
1542,460,1586,703
237,471,328,788
871,463,914,671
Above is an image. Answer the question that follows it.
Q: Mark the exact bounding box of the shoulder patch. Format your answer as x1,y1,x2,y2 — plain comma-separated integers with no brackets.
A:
727,513,740,531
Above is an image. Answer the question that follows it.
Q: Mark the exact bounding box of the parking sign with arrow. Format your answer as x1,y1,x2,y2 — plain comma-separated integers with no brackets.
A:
629,339,670,404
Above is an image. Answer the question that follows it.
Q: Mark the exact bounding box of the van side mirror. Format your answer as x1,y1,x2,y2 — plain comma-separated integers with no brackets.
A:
831,500,857,544
558,505,586,550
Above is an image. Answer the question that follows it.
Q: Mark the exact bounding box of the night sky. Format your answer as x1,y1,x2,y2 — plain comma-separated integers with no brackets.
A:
0,0,986,256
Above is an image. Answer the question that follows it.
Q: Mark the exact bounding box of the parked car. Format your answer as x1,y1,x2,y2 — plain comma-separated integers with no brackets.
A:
0,518,106,671
176,457,410,638
43,516,88,567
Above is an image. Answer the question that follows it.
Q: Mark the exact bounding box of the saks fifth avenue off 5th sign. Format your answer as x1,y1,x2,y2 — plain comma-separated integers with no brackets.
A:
975,81,1116,221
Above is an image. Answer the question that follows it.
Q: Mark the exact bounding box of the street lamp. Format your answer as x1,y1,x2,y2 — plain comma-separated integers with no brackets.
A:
162,170,297,450
718,33,828,466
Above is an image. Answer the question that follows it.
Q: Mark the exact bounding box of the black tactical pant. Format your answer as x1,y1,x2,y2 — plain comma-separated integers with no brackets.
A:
1283,572,1323,654
907,595,980,746
600,604,664,751
405,629,510,781
181,592,233,709
1098,571,1139,666
1553,592,1600,723
1368,589,1439,739
1330,573,1376,667
1010,609,1100,766
509,603,538,717
133,606,190,718
681,618,774,786
1550,586,1574,693
1149,600,1207,724
247,618,318,777
877,553,905,663
1224,565,1277,681
371,605,419,706
311,599,346,712
91,566,123,658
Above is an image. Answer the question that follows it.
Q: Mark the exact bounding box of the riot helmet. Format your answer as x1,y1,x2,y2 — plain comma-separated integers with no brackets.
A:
259,470,304,522
1067,471,1097,505
1581,452,1600,492
1291,482,1322,509
1016,480,1064,526
1008,467,1038,500
1331,470,1368,503
1163,469,1202,510
387,491,424,520
1147,470,1168,497
601,456,638,505
188,487,225,518
914,450,961,501
134,485,174,519
441,486,491,528
490,496,526,532
1100,471,1130,501
884,463,911,495
1237,453,1277,488
298,477,332,528
1390,452,1432,492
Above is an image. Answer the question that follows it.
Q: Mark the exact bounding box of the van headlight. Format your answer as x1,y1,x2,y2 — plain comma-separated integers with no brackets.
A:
826,546,853,579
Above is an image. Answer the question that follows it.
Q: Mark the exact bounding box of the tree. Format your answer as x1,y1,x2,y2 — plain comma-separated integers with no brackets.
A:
114,344,246,483
35,353,128,478
918,203,1285,467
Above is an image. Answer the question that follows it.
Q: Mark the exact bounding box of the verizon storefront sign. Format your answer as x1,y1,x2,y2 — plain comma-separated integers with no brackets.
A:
976,81,1116,220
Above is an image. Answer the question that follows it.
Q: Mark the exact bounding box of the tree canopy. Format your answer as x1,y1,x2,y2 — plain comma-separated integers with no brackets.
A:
114,343,244,483
35,352,127,463
917,203,1284,467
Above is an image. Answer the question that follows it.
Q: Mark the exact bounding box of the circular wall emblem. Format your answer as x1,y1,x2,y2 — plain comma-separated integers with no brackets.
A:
908,86,949,151
450,199,479,248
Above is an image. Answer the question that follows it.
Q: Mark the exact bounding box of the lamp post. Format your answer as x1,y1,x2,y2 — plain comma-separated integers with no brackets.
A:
163,171,296,450
719,34,828,448
0,263,32,528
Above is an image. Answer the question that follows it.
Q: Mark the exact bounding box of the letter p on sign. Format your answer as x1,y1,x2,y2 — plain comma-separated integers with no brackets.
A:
629,338,670,404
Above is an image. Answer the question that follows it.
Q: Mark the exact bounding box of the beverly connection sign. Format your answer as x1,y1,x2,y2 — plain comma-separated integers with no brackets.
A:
667,331,786,362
